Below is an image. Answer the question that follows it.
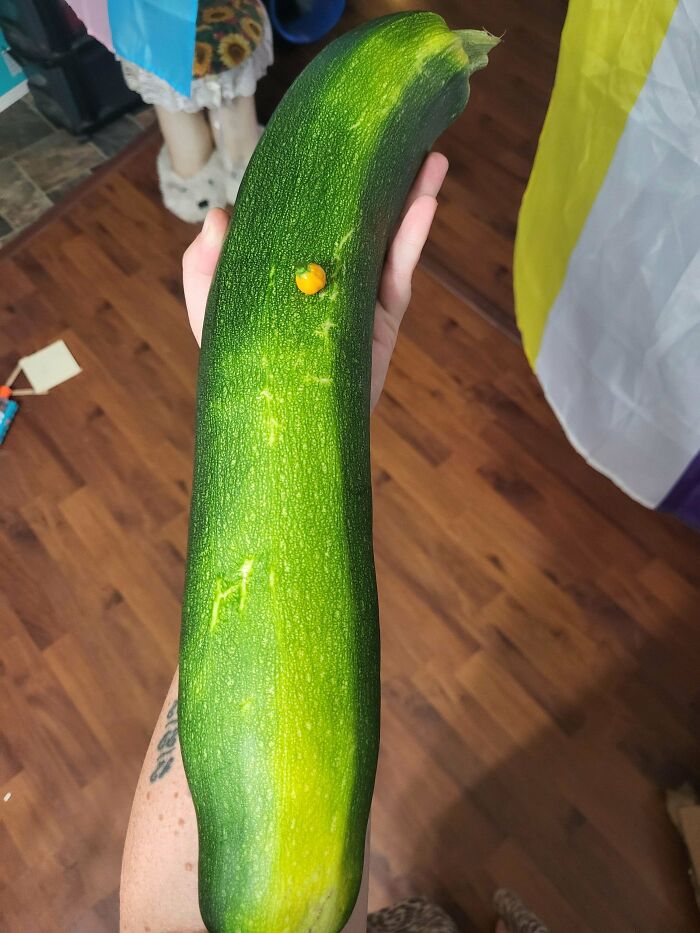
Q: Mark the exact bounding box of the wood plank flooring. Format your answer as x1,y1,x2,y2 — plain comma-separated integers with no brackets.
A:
2,4,700,931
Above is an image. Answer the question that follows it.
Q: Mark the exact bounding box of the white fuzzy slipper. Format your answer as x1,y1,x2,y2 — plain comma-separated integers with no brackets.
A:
156,145,227,223
222,124,265,205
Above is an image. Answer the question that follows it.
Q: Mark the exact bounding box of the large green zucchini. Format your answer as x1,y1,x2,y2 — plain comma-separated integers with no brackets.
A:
180,13,496,932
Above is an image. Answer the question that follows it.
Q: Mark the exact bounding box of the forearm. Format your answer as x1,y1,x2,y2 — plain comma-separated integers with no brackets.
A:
120,669,371,933
120,669,204,933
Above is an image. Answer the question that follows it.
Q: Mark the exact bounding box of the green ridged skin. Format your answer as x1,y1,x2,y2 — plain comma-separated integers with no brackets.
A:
180,13,496,933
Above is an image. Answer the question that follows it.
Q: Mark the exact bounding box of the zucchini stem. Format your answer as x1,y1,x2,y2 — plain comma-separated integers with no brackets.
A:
457,29,501,75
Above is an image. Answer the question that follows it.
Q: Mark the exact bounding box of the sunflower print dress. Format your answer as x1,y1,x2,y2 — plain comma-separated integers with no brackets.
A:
120,0,273,112
193,0,267,78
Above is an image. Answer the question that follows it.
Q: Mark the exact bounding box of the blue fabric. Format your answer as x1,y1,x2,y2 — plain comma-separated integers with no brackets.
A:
108,0,198,96
265,0,345,44
0,26,27,102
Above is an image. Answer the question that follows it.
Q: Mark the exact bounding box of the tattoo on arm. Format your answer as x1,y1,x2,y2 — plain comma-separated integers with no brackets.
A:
150,699,178,783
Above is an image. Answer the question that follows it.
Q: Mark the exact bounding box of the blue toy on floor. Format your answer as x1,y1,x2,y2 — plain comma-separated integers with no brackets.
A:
0,387,18,444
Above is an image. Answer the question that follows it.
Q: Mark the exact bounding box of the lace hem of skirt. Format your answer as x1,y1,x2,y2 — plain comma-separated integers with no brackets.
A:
120,13,273,112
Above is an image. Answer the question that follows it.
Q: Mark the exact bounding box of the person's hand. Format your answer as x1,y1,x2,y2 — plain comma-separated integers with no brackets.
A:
182,152,448,410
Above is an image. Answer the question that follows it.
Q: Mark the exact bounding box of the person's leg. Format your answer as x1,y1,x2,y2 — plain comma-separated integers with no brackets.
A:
154,106,213,178
209,96,261,172
152,107,225,222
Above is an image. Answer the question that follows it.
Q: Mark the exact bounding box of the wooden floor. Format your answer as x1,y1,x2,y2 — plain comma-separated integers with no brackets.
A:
2,3,700,931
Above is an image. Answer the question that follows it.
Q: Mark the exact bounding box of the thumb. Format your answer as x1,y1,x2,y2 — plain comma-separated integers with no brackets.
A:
182,208,229,346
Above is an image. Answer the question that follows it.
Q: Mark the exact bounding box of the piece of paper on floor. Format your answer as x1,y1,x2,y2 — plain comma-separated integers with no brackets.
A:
20,340,81,393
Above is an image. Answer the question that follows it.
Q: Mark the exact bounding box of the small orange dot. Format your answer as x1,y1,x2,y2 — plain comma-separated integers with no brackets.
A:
185,862,193,872
295,262,326,295
178,818,185,826
174,791,179,798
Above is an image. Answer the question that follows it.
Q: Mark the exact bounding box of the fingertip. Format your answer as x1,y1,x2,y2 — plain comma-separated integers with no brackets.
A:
407,152,449,208
408,193,438,235
429,152,449,189
201,208,229,247
432,151,449,173
183,209,229,276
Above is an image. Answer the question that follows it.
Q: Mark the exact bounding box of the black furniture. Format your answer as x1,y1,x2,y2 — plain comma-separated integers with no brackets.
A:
0,0,139,135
